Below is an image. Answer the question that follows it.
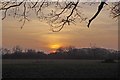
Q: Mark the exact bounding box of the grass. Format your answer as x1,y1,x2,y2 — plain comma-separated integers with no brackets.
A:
2,59,119,78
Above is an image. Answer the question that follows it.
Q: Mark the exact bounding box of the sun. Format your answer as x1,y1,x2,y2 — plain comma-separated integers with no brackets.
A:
49,50,56,54
50,44,60,49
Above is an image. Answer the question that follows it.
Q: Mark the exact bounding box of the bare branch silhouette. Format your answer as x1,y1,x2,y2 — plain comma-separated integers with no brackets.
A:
0,0,120,31
1,1,24,20
110,2,120,18
87,2,106,28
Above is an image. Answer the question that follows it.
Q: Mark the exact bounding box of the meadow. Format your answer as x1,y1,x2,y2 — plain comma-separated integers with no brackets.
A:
2,59,119,78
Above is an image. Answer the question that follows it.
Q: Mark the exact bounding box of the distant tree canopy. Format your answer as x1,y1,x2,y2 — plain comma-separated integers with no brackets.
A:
0,0,120,32
2,46,119,60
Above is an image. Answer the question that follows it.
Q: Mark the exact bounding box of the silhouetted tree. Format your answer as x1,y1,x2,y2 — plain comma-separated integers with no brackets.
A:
2,48,11,55
2,46,119,60
12,45,23,54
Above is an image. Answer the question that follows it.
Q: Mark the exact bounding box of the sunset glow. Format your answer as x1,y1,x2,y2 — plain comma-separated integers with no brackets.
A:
50,50,56,53
50,44,61,49
2,3,118,53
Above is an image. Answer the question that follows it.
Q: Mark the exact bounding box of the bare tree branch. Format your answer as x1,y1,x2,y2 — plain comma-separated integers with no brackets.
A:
49,0,80,32
1,1,24,20
87,2,106,28
1,1,24,10
110,2,120,18
31,0,39,8
20,2,29,29
0,0,120,32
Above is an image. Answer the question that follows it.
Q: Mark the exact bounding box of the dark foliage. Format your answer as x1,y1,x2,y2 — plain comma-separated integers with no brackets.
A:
101,59,116,63
2,46,119,60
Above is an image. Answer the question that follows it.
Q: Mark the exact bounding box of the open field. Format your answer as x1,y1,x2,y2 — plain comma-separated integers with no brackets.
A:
2,59,119,78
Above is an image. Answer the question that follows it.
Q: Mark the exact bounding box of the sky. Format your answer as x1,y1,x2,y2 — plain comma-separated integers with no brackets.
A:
2,2,118,53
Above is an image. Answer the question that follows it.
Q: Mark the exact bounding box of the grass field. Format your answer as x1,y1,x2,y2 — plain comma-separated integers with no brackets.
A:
2,59,119,78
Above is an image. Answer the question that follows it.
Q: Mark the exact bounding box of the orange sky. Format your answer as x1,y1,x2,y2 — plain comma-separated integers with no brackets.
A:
2,3,118,53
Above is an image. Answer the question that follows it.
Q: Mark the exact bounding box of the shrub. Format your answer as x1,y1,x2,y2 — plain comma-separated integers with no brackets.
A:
101,59,116,63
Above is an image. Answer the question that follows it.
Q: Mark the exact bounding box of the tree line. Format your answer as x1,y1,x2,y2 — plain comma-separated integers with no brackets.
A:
1,46,119,60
